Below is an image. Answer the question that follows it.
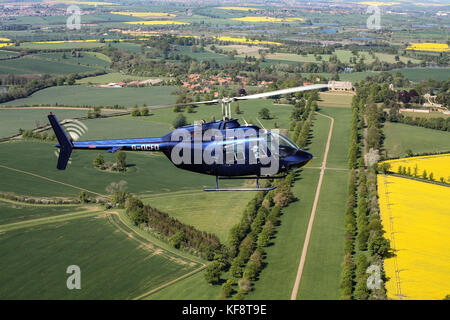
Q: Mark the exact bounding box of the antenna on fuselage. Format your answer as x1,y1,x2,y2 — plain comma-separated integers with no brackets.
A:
256,118,266,132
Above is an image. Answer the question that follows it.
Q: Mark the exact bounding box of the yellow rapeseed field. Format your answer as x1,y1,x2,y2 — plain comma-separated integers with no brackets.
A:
125,21,189,25
111,12,176,18
0,43,12,48
231,16,305,22
407,43,449,53
215,36,281,46
0,38,11,42
378,175,450,300
379,153,450,183
215,7,262,11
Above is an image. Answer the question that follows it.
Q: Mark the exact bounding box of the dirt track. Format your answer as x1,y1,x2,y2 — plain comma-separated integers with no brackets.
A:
290,111,335,300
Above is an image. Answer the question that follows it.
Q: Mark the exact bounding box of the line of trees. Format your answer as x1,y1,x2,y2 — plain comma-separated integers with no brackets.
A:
123,193,223,260
379,162,450,185
215,174,295,299
21,129,55,141
348,95,364,169
341,85,391,300
290,93,318,149
388,114,450,132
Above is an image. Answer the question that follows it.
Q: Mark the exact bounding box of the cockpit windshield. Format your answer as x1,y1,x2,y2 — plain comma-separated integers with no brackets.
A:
269,131,300,150
266,131,300,158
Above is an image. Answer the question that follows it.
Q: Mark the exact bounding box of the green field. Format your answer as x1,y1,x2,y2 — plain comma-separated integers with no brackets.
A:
0,55,104,75
0,213,200,299
32,52,111,69
389,68,450,82
0,108,89,138
1,85,178,108
383,121,450,158
18,41,106,50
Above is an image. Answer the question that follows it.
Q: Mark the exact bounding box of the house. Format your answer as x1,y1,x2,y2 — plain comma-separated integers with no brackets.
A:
328,81,354,91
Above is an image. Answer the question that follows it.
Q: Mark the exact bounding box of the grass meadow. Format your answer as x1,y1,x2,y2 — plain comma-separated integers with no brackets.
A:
383,121,450,158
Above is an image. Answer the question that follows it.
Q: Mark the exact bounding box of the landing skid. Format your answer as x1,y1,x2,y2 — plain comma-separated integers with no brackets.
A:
204,175,285,192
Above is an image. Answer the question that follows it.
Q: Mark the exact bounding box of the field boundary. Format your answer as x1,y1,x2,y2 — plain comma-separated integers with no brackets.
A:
290,111,334,300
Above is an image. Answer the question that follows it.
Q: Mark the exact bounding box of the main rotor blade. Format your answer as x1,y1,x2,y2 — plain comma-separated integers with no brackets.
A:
235,84,330,101
145,99,220,109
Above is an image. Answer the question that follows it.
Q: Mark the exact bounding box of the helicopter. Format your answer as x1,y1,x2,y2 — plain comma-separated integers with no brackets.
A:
48,83,329,191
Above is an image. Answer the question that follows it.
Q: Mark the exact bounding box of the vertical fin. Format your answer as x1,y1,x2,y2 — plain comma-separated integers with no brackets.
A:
48,113,73,170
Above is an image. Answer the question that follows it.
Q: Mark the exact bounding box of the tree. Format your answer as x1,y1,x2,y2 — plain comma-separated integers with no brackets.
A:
257,225,272,247
354,277,370,300
173,114,187,128
169,230,186,249
66,74,76,85
368,233,391,257
140,106,149,116
204,261,222,284
116,151,127,171
422,169,427,180
258,108,271,120
131,105,140,116
93,153,105,169
378,162,391,174
238,278,251,293
79,191,89,203
221,279,234,298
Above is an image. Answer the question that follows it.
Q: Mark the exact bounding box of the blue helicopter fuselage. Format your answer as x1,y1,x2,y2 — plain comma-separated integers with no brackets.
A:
51,115,312,177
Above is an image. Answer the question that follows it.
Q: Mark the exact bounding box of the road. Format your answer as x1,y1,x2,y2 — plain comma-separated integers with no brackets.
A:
290,111,335,300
